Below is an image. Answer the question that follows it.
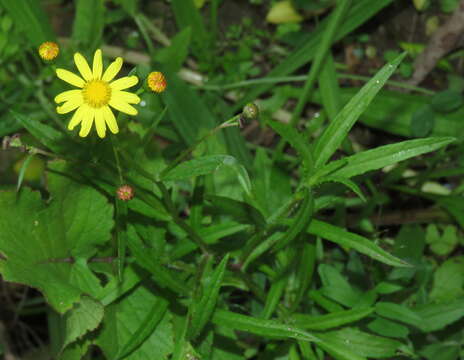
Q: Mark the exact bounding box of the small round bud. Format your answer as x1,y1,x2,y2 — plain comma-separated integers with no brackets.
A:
147,71,167,93
117,184,134,201
242,102,259,120
38,41,59,61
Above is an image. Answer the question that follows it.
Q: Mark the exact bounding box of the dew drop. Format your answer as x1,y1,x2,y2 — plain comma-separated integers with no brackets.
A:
140,100,146,107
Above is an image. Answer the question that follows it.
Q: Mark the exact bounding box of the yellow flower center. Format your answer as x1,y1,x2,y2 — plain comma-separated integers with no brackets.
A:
82,80,111,108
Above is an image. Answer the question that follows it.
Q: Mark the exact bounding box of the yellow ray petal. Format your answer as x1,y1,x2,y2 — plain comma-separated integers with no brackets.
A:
110,76,138,91
112,90,141,104
109,98,138,115
74,52,93,81
79,109,95,137
92,49,103,79
54,89,82,104
102,106,119,134
68,104,88,130
102,57,123,82
56,97,83,114
56,69,85,88
94,108,106,138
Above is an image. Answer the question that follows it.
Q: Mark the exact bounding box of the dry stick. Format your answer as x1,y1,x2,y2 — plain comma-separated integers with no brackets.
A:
409,0,464,86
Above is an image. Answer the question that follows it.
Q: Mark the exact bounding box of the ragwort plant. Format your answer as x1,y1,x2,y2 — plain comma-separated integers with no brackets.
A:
0,1,462,360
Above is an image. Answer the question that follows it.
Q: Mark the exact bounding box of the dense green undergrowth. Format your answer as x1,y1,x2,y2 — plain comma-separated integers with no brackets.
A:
0,0,464,359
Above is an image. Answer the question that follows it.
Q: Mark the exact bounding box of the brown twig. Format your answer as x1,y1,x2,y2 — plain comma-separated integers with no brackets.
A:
409,0,464,86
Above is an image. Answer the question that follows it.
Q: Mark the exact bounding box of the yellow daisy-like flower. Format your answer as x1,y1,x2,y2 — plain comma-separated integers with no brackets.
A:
55,49,140,138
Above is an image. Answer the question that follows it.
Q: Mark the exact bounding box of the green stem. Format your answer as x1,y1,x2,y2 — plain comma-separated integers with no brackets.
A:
199,73,434,95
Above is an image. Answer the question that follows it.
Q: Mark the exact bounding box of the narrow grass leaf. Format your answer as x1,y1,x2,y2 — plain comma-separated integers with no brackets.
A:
188,254,229,340
234,0,394,110
313,53,406,169
0,0,55,45
331,137,455,179
319,52,343,120
170,0,208,54
307,220,410,267
288,0,351,128
115,297,168,360
16,154,34,192
72,0,105,50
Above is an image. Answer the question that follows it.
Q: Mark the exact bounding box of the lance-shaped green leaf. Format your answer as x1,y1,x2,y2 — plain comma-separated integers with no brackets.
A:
273,189,314,252
330,137,455,179
0,162,113,313
317,328,402,359
313,53,406,169
307,220,409,267
292,308,374,330
212,310,366,360
187,254,230,340
162,155,251,195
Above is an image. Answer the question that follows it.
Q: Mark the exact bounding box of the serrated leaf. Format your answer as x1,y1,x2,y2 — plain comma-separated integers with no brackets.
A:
313,53,406,168
0,162,113,313
61,296,104,352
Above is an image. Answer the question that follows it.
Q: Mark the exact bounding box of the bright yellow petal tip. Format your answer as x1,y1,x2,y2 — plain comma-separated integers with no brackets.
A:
54,49,140,138
38,41,59,61
147,71,167,93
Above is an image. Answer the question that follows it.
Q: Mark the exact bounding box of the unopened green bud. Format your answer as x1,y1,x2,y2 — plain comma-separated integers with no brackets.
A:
242,102,259,120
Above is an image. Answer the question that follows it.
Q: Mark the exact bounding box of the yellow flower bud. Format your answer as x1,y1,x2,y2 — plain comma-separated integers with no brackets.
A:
147,71,167,93
38,41,59,61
